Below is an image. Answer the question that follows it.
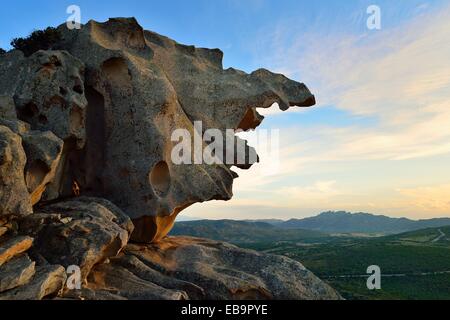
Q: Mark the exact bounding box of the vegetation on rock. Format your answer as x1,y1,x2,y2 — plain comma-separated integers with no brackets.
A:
10,27,61,57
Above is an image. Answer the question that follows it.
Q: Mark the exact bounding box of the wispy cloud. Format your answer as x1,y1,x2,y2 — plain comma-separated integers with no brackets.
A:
260,4,450,162
185,3,450,220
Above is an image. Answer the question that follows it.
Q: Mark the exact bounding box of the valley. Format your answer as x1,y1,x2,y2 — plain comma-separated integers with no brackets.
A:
171,214,450,300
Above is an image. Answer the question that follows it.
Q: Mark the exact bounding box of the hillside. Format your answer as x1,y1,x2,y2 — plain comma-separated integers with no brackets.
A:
241,226,450,300
172,219,450,299
274,211,450,234
170,219,327,243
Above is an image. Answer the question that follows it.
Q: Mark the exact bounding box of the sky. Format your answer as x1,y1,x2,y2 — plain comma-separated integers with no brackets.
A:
1,0,449,220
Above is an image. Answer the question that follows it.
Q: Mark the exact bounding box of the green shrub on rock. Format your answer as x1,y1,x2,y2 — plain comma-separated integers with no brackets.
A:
10,27,61,57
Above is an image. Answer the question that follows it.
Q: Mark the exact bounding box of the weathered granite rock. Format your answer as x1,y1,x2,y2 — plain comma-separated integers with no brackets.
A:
110,254,205,299
20,197,133,280
21,130,63,205
83,236,341,300
0,236,33,267
0,50,87,146
0,96,30,134
0,126,33,218
0,18,338,301
0,49,88,203
86,263,189,300
0,264,66,300
0,18,315,241
0,254,36,292
47,17,315,242
0,96,17,121
0,218,8,237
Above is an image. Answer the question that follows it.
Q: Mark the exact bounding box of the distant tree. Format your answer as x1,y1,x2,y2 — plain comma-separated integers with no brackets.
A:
0,48,5,55
10,27,61,57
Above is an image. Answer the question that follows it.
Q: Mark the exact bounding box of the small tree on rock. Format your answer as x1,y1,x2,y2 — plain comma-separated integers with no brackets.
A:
10,27,61,57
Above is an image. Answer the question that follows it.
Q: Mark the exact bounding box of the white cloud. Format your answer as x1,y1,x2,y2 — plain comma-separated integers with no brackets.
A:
184,4,450,220
261,5,450,162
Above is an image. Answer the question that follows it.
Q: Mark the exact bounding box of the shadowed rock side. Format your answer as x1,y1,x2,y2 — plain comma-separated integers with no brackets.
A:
0,18,340,300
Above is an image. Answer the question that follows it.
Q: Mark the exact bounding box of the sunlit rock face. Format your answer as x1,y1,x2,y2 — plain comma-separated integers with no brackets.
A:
0,17,315,243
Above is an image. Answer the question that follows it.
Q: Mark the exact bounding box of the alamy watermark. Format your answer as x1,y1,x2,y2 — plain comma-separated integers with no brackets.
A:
66,5,81,30
367,265,381,290
66,265,81,290
367,5,381,30
170,121,280,175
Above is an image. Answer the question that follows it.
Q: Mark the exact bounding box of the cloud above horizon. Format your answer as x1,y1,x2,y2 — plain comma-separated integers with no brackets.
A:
184,2,450,220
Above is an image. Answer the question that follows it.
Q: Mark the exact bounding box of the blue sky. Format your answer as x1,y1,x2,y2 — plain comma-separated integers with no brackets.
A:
2,0,446,71
2,1,450,219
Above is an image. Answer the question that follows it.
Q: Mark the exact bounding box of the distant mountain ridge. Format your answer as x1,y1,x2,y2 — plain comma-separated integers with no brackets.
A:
170,219,326,243
173,211,450,237
266,211,450,234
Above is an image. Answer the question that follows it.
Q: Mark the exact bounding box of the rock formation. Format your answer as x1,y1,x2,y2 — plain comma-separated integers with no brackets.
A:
68,237,341,300
0,17,340,300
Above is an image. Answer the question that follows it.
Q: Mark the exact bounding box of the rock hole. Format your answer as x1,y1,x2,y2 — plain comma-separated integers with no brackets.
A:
59,87,67,95
101,57,132,87
70,104,83,130
150,161,171,197
26,160,49,192
38,114,48,124
17,102,39,120
73,85,84,94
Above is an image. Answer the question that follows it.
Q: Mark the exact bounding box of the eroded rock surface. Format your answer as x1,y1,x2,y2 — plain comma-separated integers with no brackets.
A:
0,236,33,266
0,254,36,292
0,126,32,218
55,17,314,242
0,17,340,301
21,130,63,205
81,237,341,300
20,197,133,280
0,264,66,300
0,17,315,241
0,232,66,300
0,50,87,146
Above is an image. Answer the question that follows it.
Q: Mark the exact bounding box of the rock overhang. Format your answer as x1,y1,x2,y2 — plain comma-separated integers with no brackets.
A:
0,17,315,243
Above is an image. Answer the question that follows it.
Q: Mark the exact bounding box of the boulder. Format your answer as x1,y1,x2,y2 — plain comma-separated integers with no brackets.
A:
110,254,205,299
0,96,17,121
53,18,315,242
0,50,88,202
0,264,66,300
21,130,63,205
0,236,33,267
0,50,87,146
86,263,189,300
0,18,339,301
20,197,134,280
0,18,316,241
0,126,32,218
84,236,341,300
0,254,36,292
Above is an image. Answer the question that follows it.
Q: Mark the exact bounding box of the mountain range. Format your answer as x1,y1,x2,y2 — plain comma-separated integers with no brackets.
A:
270,211,450,234
173,211,450,237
